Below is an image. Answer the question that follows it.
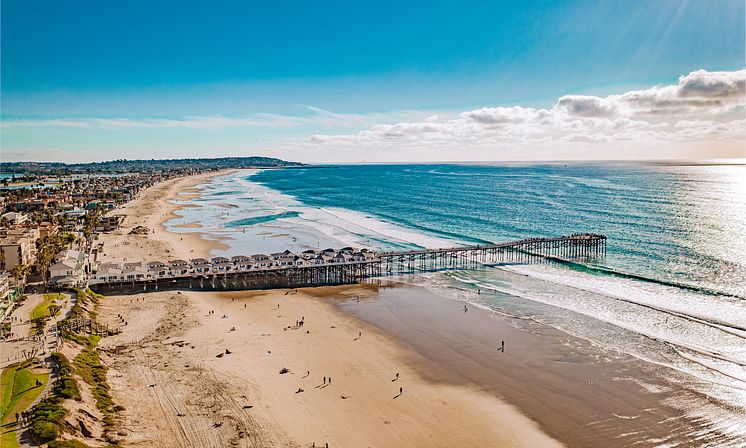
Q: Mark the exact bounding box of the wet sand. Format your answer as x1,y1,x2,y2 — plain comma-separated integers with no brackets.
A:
338,282,725,447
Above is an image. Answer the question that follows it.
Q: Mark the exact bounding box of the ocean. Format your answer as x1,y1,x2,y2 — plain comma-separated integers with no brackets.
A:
165,162,746,442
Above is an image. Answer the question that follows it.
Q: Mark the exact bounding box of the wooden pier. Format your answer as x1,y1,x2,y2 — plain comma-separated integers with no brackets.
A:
90,233,606,295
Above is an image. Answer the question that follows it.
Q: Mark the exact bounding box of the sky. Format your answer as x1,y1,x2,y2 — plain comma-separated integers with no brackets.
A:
1,0,744,163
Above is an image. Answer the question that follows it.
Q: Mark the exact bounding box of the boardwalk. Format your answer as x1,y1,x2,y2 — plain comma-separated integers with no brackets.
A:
90,233,606,295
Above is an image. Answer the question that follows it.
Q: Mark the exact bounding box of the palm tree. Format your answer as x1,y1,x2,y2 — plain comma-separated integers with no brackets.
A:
10,263,30,295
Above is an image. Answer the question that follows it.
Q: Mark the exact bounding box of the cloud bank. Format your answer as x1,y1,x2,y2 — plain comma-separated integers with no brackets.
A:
303,69,745,161
1,69,744,162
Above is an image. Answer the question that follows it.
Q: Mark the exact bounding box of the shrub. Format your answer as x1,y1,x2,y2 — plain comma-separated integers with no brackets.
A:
27,396,67,443
73,347,114,413
51,352,80,400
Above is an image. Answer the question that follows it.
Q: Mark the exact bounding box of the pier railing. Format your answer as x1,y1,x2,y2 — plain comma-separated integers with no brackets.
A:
90,233,606,295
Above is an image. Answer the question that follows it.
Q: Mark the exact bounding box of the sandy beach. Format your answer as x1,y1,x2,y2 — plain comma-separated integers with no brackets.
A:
89,171,724,447
92,171,566,447
95,171,232,266
97,287,563,447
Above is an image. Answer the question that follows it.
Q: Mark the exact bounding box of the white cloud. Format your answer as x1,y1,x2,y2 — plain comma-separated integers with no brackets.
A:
1,69,744,163
302,68,745,161
555,96,618,117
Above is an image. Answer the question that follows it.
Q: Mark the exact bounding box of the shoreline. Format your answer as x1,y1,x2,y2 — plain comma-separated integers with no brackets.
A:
95,171,566,446
94,170,733,446
337,280,715,447
97,170,232,266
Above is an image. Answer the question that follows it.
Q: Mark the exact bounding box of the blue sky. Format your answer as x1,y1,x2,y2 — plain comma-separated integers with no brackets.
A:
1,0,744,162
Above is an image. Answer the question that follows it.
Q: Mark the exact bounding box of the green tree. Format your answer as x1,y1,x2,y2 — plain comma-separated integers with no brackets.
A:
10,264,30,295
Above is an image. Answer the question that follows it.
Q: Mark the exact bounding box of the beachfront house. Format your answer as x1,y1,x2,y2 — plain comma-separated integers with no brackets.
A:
300,249,317,260
313,254,331,265
352,251,368,262
95,214,123,232
231,255,253,271
251,254,271,269
190,258,211,274
123,262,148,281
213,260,234,273
168,259,190,276
146,261,170,278
49,259,79,284
272,251,299,267
49,249,88,286
271,250,294,260
95,262,123,282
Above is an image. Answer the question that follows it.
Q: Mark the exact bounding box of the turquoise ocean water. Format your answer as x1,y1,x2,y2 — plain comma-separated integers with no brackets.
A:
166,163,746,443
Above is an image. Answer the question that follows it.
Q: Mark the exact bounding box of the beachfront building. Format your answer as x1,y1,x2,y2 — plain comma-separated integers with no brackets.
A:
123,262,147,280
0,228,39,271
147,261,169,278
95,214,123,232
49,249,88,286
231,256,253,271
64,208,88,229
252,254,272,269
96,262,124,282
190,258,211,273
212,258,234,273
169,259,190,276
0,271,13,321
87,247,378,285
272,250,301,266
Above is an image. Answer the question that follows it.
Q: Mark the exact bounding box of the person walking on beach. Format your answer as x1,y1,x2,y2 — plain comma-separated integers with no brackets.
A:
399,386,403,395
500,340,505,352
323,376,326,385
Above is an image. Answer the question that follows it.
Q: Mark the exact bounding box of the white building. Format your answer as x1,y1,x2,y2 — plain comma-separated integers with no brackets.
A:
50,249,87,286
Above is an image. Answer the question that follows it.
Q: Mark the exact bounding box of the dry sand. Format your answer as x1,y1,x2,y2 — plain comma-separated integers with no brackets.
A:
98,287,562,447
95,171,231,266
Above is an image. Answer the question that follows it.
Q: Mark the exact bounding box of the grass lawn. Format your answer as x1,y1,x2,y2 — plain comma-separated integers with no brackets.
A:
30,293,63,322
0,360,50,448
